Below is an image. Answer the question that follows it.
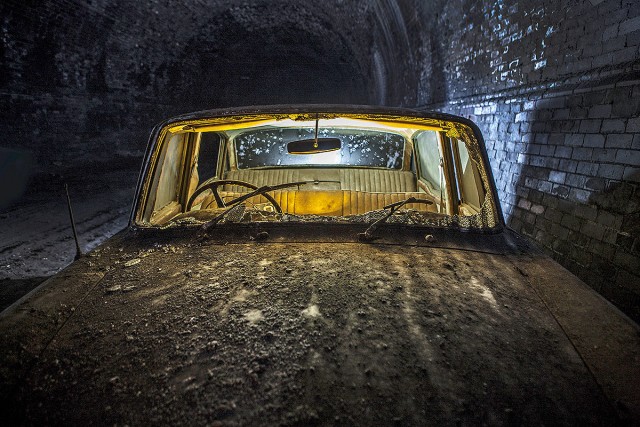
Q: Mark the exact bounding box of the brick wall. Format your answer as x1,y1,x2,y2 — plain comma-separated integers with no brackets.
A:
422,0,640,321
0,0,183,174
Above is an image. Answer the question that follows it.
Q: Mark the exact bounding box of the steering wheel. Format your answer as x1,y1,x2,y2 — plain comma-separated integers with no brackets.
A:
186,179,282,213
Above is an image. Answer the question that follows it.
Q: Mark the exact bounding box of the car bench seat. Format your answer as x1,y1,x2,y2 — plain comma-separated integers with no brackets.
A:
196,167,435,216
223,168,417,193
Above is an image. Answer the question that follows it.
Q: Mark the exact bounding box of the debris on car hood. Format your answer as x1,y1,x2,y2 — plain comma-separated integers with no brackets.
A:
0,232,620,425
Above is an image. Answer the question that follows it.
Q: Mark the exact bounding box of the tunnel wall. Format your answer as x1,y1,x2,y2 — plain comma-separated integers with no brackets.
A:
0,0,178,180
422,0,640,321
0,0,424,186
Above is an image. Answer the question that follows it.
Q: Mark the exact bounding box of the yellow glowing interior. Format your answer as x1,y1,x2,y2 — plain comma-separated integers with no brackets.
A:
168,116,444,137
140,111,493,227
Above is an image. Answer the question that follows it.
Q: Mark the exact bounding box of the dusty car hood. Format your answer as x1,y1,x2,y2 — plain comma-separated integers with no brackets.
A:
0,228,620,425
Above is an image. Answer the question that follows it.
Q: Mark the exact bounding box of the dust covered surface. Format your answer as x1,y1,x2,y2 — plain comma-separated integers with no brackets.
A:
1,232,617,425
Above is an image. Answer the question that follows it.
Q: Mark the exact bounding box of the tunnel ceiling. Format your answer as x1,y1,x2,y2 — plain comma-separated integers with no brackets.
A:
172,5,371,108
2,0,432,110
0,0,441,172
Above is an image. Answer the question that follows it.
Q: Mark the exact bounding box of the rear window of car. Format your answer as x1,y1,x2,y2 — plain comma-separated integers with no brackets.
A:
234,127,405,169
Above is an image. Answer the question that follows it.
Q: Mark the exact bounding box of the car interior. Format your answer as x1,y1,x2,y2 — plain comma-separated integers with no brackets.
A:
140,117,487,226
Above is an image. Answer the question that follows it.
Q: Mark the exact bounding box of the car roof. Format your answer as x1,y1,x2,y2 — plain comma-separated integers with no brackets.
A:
155,104,477,129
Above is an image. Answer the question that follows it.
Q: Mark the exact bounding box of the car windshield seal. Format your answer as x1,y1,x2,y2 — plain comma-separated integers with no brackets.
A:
155,206,464,233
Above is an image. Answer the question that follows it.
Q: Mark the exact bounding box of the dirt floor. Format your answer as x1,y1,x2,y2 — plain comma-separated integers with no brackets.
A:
0,166,135,311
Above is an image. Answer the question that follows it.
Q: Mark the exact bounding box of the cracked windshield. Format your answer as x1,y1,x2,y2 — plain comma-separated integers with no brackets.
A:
140,116,497,230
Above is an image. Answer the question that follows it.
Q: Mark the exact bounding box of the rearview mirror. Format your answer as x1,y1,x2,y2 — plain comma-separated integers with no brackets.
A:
287,138,341,155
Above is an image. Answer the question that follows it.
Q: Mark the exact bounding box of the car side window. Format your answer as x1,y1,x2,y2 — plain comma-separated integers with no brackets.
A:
415,131,445,196
197,132,220,182
144,133,189,224
153,133,185,211
452,138,485,213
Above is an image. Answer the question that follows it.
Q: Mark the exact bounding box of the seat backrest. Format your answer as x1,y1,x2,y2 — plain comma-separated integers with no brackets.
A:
337,169,416,192
224,168,416,193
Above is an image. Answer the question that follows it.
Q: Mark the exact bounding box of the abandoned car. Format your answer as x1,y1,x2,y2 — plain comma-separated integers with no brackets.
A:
1,105,638,425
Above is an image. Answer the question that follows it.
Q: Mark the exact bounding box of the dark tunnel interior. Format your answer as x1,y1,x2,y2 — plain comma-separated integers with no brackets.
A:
0,1,639,322
1,0,640,424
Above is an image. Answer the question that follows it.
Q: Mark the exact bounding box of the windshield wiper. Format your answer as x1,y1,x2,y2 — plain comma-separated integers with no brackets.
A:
201,181,308,233
358,197,433,242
